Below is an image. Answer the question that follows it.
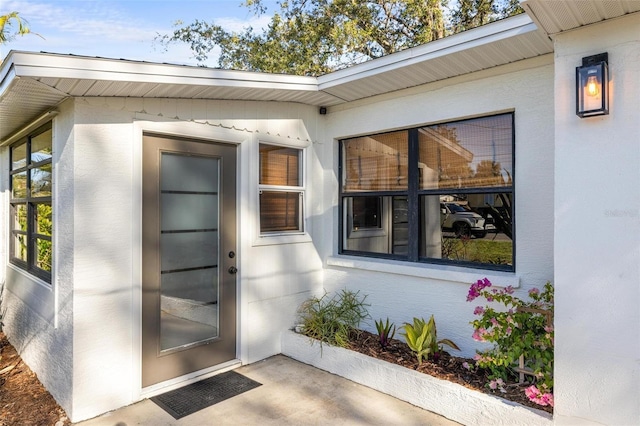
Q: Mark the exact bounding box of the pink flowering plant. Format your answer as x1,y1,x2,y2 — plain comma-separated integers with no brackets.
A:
468,278,554,407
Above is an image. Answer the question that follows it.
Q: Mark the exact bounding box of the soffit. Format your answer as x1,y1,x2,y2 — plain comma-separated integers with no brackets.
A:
521,0,640,35
1,13,552,142
0,53,343,141
318,15,553,101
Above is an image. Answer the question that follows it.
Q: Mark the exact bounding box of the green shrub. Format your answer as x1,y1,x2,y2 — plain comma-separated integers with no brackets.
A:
468,278,554,407
374,317,396,348
401,316,460,365
298,289,370,347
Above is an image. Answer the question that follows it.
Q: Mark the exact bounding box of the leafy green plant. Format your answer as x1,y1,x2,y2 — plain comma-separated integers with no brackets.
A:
468,278,554,407
374,317,396,348
400,316,460,365
298,289,370,348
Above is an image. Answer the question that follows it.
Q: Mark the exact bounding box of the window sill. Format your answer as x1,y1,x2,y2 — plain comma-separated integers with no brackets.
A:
326,255,520,288
8,263,52,288
347,229,386,239
6,264,54,323
253,232,313,246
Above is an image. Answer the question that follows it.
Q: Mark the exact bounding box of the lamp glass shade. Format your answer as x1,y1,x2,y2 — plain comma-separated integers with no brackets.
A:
576,60,608,118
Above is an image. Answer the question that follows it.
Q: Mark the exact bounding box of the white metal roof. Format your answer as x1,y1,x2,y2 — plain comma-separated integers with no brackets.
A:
317,14,552,101
2,1,637,143
522,0,640,35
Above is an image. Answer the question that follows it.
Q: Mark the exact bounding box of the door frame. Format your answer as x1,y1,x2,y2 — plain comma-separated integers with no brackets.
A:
132,122,247,398
141,133,237,387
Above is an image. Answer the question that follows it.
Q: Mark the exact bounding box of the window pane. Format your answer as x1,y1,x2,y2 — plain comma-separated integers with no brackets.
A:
419,193,513,266
35,204,52,236
392,196,409,255
260,191,301,232
342,196,407,256
11,143,26,170
162,193,218,232
11,172,27,199
259,144,300,186
35,238,52,272
418,115,512,189
162,154,219,193
342,131,409,192
31,129,53,163
352,197,381,229
161,231,218,273
12,204,27,232
13,234,28,262
31,164,52,197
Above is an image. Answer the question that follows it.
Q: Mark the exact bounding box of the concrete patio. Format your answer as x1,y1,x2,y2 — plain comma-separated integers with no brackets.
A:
74,355,458,425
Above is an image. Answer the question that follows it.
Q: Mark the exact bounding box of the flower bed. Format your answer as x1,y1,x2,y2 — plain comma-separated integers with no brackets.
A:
281,330,552,426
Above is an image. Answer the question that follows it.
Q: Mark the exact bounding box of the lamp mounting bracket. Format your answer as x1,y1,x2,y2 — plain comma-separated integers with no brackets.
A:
582,53,608,66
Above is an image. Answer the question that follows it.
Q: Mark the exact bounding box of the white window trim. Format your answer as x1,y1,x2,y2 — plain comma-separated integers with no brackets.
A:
326,255,521,288
251,134,311,246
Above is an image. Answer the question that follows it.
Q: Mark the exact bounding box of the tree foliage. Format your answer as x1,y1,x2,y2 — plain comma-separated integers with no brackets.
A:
0,12,37,44
157,0,523,75
450,0,523,32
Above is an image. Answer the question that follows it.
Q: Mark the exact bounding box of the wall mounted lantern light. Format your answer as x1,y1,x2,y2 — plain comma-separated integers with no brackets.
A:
576,53,609,118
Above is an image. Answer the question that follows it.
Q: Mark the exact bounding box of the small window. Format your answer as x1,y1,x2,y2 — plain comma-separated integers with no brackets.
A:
352,196,381,230
10,123,53,282
259,144,304,233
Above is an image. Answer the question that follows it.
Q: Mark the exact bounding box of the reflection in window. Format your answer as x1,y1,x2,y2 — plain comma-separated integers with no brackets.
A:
342,131,409,192
9,122,53,281
340,114,514,271
30,129,53,163
11,172,27,199
352,197,381,230
420,193,513,266
418,115,513,190
30,164,52,197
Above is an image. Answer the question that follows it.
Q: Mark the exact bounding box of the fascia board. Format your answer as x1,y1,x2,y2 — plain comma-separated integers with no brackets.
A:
520,0,551,36
0,50,18,97
0,111,59,146
7,51,320,92
317,14,538,89
0,65,17,99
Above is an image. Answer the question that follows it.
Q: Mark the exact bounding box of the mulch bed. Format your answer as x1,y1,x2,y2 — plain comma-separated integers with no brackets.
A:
0,327,551,425
346,330,553,414
0,332,70,426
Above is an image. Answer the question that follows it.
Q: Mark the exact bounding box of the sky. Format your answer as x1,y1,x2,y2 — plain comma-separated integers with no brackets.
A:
0,0,279,66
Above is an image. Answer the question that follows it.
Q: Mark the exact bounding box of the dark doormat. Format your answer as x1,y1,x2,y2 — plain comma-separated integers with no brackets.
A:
151,370,262,419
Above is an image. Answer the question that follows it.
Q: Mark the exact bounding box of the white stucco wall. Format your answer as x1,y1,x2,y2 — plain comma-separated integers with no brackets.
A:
1,98,75,414
553,14,640,425
65,97,324,421
318,55,555,359
4,14,635,422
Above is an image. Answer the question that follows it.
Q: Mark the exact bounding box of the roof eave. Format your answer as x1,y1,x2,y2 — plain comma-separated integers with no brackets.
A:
318,14,542,89
5,50,320,92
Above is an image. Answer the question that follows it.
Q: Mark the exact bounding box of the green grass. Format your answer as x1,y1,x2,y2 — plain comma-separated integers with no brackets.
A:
442,238,512,265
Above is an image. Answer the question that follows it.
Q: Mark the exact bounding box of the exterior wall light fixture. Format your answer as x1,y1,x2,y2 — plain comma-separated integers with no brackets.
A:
576,53,609,118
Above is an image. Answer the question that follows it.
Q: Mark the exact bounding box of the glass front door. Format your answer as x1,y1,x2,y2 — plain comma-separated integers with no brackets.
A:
142,135,237,387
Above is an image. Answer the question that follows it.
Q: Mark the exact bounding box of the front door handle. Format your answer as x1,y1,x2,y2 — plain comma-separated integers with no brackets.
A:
228,266,238,274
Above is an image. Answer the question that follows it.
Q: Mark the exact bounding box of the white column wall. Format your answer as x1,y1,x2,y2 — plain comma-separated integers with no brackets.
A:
553,14,640,425
69,98,323,421
71,101,135,420
319,56,555,359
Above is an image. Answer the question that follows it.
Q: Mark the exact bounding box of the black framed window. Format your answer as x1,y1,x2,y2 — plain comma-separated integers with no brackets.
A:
340,113,514,271
10,123,53,281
